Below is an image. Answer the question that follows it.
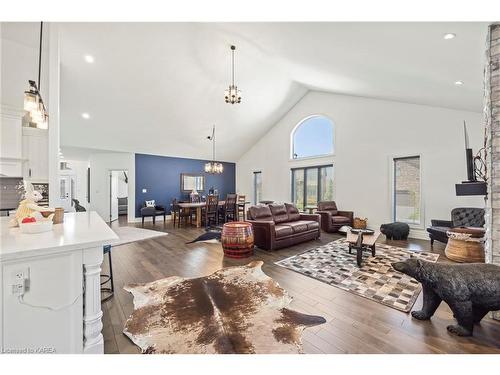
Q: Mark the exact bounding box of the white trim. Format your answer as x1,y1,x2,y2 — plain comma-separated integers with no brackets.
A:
408,228,429,241
289,114,335,160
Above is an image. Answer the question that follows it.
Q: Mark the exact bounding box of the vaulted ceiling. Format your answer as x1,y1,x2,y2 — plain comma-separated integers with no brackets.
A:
2,22,488,161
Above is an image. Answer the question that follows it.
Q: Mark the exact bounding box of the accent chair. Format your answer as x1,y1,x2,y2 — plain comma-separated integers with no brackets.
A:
316,201,354,233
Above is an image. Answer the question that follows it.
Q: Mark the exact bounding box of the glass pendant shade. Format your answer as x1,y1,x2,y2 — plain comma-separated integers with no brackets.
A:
23,91,38,112
204,161,224,174
30,108,44,124
38,113,49,130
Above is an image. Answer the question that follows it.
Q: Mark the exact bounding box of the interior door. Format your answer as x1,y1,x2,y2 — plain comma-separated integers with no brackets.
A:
109,171,119,222
59,175,72,212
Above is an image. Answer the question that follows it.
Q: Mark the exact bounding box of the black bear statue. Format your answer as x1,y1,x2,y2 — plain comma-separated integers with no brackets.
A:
380,222,410,240
392,258,500,336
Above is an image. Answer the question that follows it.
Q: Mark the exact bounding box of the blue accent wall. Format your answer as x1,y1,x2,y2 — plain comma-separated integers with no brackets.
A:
135,153,236,217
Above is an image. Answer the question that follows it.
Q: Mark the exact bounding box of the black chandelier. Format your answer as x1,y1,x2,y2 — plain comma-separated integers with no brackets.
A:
23,22,48,129
204,125,224,174
224,45,242,104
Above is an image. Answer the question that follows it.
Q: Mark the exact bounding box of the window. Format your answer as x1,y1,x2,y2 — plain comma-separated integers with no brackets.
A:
253,171,262,204
292,115,334,159
393,156,421,225
292,165,333,211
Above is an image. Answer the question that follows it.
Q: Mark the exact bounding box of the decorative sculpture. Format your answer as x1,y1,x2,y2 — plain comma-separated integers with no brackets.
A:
380,222,410,240
9,180,54,227
392,258,500,336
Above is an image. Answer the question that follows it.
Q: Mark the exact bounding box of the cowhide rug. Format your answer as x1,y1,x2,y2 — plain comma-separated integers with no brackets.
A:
123,261,326,354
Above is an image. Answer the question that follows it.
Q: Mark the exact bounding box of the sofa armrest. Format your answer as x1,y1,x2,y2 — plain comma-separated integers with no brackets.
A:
316,211,332,232
246,220,275,250
299,213,321,223
337,210,354,222
430,219,452,227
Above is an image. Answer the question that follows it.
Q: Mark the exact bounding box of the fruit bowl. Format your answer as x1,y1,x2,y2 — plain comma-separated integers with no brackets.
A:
19,220,53,234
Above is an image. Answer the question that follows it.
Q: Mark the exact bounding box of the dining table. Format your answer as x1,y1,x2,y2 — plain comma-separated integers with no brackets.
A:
176,200,251,228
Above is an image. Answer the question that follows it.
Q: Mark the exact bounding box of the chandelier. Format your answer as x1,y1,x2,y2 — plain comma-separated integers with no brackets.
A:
204,125,224,174
224,45,241,104
23,22,48,130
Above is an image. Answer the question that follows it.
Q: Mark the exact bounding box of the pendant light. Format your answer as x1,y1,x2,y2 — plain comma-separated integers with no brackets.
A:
204,125,224,174
224,45,242,104
23,22,48,129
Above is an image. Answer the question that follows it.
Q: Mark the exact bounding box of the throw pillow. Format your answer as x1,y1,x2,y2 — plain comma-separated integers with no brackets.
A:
145,200,156,207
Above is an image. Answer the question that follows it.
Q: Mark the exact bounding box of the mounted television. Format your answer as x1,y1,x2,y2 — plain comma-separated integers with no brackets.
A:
455,121,487,196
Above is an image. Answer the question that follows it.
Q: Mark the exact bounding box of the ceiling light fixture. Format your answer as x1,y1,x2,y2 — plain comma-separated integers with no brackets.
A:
443,33,456,40
204,125,224,174
81,113,90,119
84,55,95,63
23,22,48,130
224,45,242,104
455,81,464,86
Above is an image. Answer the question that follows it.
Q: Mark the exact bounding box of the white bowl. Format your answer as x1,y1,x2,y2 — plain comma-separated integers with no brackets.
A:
19,220,53,234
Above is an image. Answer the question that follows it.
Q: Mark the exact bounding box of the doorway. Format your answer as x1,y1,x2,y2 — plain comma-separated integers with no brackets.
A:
109,170,128,223
59,173,76,212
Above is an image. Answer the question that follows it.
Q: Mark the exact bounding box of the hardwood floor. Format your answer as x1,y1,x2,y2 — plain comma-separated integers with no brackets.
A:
102,217,500,354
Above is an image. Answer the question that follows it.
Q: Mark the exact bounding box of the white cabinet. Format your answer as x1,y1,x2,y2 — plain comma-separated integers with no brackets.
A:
0,108,48,181
0,108,23,177
22,127,48,181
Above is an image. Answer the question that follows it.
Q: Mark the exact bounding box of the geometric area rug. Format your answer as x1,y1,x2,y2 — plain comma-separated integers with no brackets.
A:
123,261,326,354
275,239,439,312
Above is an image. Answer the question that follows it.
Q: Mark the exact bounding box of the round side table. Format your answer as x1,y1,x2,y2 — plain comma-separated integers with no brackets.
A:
445,227,485,263
221,222,254,258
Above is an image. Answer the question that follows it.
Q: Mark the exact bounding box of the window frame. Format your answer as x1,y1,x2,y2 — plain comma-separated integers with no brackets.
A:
290,115,335,161
253,171,262,205
391,155,424,229
291,164,334,211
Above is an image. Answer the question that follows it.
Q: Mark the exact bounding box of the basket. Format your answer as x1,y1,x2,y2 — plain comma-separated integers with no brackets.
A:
353,217,367,229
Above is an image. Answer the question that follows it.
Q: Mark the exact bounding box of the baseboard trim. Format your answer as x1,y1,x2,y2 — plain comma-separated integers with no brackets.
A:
408,228,429,241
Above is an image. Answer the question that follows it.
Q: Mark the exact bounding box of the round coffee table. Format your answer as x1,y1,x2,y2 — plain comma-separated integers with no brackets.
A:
221,222,254,258
445,227,485,263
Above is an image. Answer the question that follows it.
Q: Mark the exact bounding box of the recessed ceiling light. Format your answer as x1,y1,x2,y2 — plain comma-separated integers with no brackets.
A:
455,81,464,86
81,113,90,119
443,33,456,40
84,55,94,63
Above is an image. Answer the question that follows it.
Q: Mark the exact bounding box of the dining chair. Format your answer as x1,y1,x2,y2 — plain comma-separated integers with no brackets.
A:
221,193,237,223
172,198,192,228
237,195,246,221
205,194,219,228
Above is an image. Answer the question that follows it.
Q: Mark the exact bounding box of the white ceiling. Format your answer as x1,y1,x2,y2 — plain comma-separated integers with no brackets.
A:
2,22,488,161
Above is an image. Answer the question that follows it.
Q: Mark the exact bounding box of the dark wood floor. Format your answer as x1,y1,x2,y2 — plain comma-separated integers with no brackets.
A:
102,217,500,354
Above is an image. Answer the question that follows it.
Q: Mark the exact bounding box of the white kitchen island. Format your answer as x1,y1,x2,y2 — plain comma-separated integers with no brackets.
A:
0,211,118,354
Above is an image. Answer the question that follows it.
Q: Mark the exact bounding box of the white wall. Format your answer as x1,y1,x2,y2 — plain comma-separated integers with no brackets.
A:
236,91,484,238
89,152,135,223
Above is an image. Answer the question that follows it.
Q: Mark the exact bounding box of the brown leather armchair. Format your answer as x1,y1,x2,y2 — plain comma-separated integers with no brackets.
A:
316,201,353,233
246,203,320,250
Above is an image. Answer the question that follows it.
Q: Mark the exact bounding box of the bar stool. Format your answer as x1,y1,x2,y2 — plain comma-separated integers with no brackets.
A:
101,245,114,302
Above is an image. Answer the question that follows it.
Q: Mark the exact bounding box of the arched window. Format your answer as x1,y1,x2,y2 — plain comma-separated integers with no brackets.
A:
291,115,334,159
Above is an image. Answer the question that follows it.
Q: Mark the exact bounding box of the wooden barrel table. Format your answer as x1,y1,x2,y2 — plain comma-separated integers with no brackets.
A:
445,227,485,263
221,222,254,258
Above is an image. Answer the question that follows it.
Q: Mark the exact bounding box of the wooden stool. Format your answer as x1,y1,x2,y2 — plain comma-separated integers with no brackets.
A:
445,227,485,263
221,222,254,258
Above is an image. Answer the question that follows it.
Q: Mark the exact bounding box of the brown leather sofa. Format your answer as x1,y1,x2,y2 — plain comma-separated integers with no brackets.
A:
316,201,353,233
246,203,321,250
